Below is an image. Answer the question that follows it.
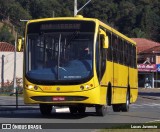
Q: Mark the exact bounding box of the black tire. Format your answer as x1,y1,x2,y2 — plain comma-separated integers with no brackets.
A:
39,104,52,116
112,104,121,112
95,105,107,116
69,106,78,114
77,106,86,114
121,91,130,112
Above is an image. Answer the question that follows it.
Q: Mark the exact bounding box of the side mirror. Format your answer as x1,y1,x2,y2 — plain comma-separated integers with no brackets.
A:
100,29,109,49
103,35,109,48
17,38,23,52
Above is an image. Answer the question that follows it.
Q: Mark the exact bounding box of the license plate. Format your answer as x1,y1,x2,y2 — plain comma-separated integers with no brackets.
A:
52,97,65,101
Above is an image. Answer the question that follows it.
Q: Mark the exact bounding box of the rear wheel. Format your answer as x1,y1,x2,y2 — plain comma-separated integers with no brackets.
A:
112,90,130,112
95,105,107,116
112,104,121,112
39,104,52,116
121,91,130,112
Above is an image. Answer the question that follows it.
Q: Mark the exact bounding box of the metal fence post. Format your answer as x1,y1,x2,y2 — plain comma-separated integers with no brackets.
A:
1,55,5,88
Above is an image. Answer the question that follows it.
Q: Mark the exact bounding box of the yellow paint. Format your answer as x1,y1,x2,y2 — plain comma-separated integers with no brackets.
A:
23,16,138,106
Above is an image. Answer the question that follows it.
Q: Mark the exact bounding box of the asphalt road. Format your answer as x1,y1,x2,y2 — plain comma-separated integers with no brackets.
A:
0,88,160,131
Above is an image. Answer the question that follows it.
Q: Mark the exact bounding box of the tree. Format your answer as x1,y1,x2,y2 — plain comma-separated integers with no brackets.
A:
0,24,14,43
8,1,32,24
131,28,146,38
0,0,160,42
135,0,160,41
0,0,14,20
26,0,63,18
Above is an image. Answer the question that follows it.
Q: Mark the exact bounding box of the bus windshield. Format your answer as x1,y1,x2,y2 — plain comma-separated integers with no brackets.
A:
26,20,95,84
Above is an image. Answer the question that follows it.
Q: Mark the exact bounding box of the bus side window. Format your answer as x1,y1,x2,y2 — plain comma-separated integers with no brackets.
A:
100,33,107,79
133,46,137,68
116,37,121,63
119,39,123,64
112,35,117,63
131,45,134,68
122,40,125,65
128,43,131,67
131,45,136,68
124,42,128,66
106,30,112,61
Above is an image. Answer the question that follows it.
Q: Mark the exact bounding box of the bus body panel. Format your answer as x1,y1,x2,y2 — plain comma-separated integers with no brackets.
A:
24,85,106,105
23,16,138,110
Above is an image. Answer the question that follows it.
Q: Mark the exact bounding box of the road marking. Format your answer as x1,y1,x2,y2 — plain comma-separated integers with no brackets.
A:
0,107,70,114
130,103,160,108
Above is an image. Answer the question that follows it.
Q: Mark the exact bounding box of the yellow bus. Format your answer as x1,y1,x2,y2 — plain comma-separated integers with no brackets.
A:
20,15,138,116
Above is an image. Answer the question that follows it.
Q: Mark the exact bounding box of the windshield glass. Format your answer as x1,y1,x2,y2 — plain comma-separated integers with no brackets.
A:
26,20,95,84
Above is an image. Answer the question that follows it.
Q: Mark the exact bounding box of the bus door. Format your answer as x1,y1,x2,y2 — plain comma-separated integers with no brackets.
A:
96,29,108,82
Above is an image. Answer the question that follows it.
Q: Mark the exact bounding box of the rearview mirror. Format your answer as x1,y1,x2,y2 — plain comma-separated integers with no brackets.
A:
17,38,22,52
100,29,109,49
103,35,109,48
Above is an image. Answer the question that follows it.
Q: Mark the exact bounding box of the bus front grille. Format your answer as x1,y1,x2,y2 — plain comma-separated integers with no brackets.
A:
31,96,88,102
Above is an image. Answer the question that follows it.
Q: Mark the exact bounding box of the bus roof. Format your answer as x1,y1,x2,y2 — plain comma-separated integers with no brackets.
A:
27,15,136,45
27,15,97,24
98,20,136,45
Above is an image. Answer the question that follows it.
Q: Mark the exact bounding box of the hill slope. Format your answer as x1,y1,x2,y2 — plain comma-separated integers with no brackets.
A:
0,0,160,43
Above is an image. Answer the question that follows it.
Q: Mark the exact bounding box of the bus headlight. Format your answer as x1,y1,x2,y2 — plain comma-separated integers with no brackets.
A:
26,84,34,90
26,84,42,91
85,85,90,89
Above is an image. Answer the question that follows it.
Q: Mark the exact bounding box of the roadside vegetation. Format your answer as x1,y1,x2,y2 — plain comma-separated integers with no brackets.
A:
0,78,23,96
0,0,159,44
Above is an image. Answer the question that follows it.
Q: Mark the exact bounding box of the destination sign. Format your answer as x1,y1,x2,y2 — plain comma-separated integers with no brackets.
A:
40,24,81,30
27,20,95,33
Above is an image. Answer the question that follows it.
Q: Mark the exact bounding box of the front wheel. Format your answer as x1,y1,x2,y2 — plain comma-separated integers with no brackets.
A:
69,106,78,114
39,104,52,116
95,105,107,116
77,106,86,114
